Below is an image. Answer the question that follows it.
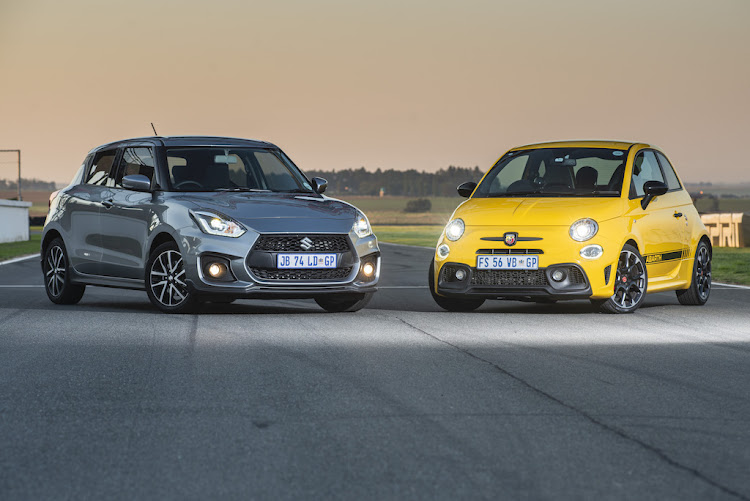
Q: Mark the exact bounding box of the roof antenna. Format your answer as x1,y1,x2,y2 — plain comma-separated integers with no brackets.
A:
151,122,158,136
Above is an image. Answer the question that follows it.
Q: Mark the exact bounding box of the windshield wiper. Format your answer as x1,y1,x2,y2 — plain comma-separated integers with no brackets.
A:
214,188,271,192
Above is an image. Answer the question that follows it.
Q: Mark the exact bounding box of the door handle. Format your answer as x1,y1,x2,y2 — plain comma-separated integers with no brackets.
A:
102,199,114,209
673,212,683,218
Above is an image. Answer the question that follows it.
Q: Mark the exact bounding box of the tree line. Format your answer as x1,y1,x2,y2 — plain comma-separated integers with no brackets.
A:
0,177,57,191
304,166,485,197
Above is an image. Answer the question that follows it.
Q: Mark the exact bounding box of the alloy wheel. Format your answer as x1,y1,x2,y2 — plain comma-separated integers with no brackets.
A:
149,249,189,307
45,245,65,297
612,249,646,309
695,245,712,300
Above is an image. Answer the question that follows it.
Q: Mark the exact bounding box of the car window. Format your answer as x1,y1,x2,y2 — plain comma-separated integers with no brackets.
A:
474,148,626,198
165,147,312,192
630,151,665,198
114,147,155,188
253,151,300,191
485,156,527,194
71,154,93,186
656,152,682,191
86,150,118,187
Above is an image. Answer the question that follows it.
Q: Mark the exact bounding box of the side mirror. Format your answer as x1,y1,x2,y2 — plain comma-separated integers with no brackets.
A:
122,174,152,192
641,180,668,209
457,181,477,198
311,177,328,194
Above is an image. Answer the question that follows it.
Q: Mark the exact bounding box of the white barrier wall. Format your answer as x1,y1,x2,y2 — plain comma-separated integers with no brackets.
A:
0,199,33,244
700,213,745,247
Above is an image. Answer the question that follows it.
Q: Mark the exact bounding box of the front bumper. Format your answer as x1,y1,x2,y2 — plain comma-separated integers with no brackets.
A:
436,261,592,300
177,226,380,300
433,223,623,300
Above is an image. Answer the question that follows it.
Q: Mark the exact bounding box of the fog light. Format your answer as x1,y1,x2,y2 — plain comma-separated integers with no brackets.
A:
551,269,565,282
208,262,226,278
437,244,450,259
580,244,603,260
362,262,375,277
455,269,466,281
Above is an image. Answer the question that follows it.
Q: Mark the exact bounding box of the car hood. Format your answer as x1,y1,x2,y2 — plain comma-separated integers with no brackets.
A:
173,192,358,233
454,197,624,226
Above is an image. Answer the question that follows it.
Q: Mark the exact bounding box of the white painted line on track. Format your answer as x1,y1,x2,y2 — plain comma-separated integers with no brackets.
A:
0,253,40,266
0,285,43,288
713,282,750,290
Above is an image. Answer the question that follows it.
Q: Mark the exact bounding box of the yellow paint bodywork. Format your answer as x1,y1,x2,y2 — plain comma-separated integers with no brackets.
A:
433,141,709,299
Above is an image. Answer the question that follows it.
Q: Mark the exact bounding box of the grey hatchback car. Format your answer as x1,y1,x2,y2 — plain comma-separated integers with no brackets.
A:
42,136,380,313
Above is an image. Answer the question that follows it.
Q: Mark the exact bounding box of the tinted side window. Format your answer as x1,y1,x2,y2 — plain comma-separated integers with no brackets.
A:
87,150,118,187
115,147,155,188
630,151,665,198
656,152,682,191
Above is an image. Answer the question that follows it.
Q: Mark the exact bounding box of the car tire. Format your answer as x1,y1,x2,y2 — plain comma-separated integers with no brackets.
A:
145,241,198,314
43,237,86,305
597,244,648,314
428,259,484,312
315,292,373,313
676,240,711,306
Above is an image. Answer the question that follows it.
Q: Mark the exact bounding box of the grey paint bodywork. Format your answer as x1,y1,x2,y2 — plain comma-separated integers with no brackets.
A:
42,137,380,300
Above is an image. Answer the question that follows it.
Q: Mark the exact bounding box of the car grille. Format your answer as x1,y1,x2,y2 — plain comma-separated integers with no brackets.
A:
252,234,351,252
471,269,549,287
249,267,353,281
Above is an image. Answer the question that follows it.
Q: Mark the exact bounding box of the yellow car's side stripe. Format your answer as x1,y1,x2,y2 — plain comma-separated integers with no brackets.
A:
644,248,690,265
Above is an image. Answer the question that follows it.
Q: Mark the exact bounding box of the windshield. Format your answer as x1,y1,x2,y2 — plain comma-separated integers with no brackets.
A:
166,147,314,193
474,147,628,198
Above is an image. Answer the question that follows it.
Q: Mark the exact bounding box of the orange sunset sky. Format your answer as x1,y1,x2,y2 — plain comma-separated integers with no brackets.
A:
1,0,749,185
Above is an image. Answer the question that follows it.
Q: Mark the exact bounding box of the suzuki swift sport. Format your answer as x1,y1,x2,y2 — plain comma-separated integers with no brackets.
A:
429,141,711,313
42,136,379,313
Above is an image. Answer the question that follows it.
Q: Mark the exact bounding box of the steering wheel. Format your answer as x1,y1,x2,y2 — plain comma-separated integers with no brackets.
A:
173,180,204,190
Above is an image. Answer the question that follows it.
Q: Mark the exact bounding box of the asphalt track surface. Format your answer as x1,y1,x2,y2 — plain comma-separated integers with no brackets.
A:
1,243,749,500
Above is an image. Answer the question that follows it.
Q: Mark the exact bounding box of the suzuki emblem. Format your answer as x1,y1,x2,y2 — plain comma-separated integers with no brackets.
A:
504,232,517,246
300,237,314,250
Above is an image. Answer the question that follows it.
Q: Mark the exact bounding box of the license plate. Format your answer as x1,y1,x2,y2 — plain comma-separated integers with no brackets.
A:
277,253,337,269
477,255,539,270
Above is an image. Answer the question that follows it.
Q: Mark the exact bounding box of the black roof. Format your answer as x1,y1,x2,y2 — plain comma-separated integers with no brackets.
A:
91,136,277,152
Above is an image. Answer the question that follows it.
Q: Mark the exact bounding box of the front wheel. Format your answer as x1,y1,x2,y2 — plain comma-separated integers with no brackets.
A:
43,238,86,305
315,292,373,313
676,240,711,305
597,244,648,314
428,260,485,312
145,242,198,314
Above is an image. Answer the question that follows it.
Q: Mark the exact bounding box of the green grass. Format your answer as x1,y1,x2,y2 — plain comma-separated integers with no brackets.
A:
373,225,443,248
712,248,750,285
694,198,750,213
0,234,41,261
339,196,460,225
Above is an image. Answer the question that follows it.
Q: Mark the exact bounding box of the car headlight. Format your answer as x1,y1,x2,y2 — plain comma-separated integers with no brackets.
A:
445,219,465,241
569,218,598,242
190,210,246,238
353,211,372,238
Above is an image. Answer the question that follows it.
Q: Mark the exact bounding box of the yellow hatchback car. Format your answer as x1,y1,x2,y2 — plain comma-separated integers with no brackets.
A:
429,140,711,313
